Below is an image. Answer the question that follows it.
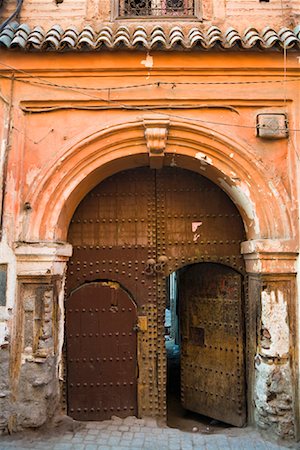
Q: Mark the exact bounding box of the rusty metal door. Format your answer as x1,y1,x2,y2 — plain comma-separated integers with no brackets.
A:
66,282,137,421
179,263,246,427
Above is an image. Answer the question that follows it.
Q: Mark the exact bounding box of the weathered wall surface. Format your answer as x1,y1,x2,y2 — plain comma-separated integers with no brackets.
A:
0,52,298,243
254,281,296,439
0,245,71,433
12,280,60,429
0,49,298,439
0,0,299,30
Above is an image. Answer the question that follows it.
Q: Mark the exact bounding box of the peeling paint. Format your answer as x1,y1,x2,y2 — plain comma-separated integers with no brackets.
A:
255,358,294,438
141,54,153,69
192,221,202,242
26,167,40,187
0,236,17,312
102,281,120,290
0,322,8,346
218,178,260,235
261,289,289,358
195,152,213,165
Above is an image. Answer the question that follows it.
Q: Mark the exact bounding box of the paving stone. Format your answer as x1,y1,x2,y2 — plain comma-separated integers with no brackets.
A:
53,444,73,450
95,432,111,439
107,436,121,445
84,445,99,450
121,431,134,439
134,431,145,438
131,438,145,446
130,426,141,432
109,431,121,437
107,426,119,432
123,417,137,425
71,445,86,450
83,435,97,442
116,447,133,450
180,445,193,450
0,418,296,450
86,429,99,435
118,440,133,447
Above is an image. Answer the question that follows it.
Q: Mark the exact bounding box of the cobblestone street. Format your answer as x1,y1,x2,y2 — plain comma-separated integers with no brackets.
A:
0,416,298,450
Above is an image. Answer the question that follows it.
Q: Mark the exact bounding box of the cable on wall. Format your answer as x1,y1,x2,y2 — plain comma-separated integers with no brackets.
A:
0,0,24,33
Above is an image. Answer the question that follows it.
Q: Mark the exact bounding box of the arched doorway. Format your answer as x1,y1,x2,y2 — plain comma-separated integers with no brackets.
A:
66,166,246,423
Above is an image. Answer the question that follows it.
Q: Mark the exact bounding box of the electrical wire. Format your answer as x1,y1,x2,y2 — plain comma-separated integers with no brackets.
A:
0,62,299,91
0,0,24,33
0,57,299,131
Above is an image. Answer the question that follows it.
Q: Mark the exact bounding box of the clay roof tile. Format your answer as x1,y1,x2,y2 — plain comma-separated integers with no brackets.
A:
0,22,299,51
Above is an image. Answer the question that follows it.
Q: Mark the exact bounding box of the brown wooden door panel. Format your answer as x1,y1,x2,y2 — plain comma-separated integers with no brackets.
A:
66,282,137,421
66,167,246,424
67,168,156,302
179,263,246,427
155,168,245,274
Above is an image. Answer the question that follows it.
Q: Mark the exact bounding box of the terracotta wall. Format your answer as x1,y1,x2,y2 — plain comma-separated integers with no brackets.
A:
0,47,299,438
0,50,298,244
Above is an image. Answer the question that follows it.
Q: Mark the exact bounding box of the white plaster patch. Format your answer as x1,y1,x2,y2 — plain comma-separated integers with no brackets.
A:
192,221,202,242
218,178,260,235
261,289,289,357
58,275,66,381
195,152,213,165
141,54,153,69
255,359,274,406
0,321,8,346
26,167,40,187
0,236,17,312
15,243,72,277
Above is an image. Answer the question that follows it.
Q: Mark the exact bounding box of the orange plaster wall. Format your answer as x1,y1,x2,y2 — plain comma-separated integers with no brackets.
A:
0,50,299,244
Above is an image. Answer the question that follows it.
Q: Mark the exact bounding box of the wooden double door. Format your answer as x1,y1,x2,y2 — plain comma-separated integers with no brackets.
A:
66,166,246,426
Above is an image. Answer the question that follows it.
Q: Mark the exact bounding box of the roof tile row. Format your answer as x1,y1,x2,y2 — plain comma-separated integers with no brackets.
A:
0,21,299,51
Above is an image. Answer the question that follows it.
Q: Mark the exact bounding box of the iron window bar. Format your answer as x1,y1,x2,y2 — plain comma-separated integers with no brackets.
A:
119,0,195,17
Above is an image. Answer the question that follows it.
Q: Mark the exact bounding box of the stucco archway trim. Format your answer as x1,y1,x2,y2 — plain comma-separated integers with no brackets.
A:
22,116,294,242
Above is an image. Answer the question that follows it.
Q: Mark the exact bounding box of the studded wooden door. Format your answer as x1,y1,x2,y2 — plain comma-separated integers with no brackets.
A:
66,166,246,421
66,282,137,420
66,168,157,420
179,263,246,427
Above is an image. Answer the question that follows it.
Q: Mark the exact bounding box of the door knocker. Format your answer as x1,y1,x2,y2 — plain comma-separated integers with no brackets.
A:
145,256,168,276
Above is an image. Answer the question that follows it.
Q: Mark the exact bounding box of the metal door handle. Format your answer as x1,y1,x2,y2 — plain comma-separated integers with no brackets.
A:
145,256,168,276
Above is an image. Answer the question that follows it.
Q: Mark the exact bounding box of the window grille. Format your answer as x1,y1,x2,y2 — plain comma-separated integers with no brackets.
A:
119,0,195,17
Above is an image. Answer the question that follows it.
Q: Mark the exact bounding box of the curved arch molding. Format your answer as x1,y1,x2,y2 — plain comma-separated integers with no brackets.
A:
23,116,294,242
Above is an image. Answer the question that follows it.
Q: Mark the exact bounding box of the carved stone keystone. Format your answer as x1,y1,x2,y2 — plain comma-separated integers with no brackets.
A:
143,115,170,169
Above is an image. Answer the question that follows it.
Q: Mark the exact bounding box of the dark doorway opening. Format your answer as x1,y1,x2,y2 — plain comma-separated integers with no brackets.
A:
165,264,246,432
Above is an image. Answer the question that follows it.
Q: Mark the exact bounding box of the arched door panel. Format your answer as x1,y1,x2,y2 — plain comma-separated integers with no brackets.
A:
179,263,246,427
66,282,137,421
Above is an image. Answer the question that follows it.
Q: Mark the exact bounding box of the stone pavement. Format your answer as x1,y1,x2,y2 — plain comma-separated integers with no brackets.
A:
0,416,298,450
